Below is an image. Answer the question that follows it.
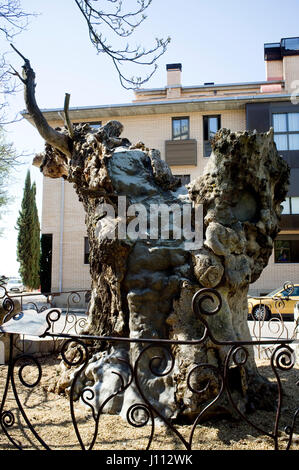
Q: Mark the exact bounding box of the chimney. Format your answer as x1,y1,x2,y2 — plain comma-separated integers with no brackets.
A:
264,38,299,92
264,42,283,81
166,63,182,98
166,63,182,86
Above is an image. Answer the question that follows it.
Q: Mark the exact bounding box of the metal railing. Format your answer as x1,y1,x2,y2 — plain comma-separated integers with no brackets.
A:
248,282,298,359
0,282,298,451
0,280,90,355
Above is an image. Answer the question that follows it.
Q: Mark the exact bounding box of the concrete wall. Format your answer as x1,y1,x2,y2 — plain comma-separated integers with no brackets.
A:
283,55,299,92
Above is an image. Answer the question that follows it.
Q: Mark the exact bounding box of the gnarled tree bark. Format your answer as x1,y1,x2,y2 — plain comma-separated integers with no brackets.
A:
17,54,290,422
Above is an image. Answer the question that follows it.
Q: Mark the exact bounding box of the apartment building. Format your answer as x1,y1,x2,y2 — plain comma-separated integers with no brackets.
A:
24,37,299,297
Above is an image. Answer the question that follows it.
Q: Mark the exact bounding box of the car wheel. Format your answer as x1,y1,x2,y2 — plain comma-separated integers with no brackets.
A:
252,304,271,321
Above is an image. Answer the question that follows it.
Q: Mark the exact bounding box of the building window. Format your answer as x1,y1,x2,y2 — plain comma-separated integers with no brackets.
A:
281,37,299,55
281,197,299,214
174,174,191,186
172,117,189,140
84,237,90,264
88,121,102,130
274,238,299,263
273,113,299,151
203,115,221,157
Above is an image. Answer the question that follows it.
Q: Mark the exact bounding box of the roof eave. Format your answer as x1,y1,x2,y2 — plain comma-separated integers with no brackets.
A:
134,80,284,95
21,93,293,123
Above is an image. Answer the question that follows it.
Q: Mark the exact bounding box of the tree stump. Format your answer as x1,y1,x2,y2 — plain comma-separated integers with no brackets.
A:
34,121,289,421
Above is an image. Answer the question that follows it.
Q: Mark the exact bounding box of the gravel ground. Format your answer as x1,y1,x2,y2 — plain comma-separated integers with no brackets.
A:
0,355,298,451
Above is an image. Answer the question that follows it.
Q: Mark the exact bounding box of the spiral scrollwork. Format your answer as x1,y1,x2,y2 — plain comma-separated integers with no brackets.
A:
0,276,8,299
40,308,62,337
283,281,294,296
273,296,286,315
0,285,297,450
75,317,87,334
67,291,81,307
2,296,14,313
80,387,97,421
1,410,15,428
147,346,175,378
61,292,84,335
126,403,153,428
231,345,249,367
192,288,222,319
268,318,284,336
126,403,155,450
271,344,295,371
2,296,16,324
61,338,89,368
46,308,61,324
13,355,42,388
187,363,223,397
81,387,95,406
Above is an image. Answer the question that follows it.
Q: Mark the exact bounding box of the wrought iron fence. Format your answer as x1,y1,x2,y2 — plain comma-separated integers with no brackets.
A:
0,278,90,355
247,282,299,359
0,279,298,451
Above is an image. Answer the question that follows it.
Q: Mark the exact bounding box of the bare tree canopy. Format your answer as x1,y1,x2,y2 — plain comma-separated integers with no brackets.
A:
0,0,30,40
0,0,34,123
75,0,170,88
11,0,170,154
5,1,169,121
0,1,33,217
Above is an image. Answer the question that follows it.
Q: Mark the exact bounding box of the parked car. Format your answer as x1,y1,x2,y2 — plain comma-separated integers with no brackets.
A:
248,284,299,320
6,278,24,293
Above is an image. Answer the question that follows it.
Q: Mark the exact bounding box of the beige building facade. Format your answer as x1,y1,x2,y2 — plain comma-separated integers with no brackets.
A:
26,37,299,297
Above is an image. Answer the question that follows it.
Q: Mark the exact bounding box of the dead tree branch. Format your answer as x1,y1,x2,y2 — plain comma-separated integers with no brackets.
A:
63,93,74,139
10,44,72,158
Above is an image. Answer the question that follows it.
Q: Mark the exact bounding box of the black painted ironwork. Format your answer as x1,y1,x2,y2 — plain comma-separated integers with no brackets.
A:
0,279,298,450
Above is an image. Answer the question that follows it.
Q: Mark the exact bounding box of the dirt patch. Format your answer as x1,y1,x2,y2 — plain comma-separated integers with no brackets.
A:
0,355,298,451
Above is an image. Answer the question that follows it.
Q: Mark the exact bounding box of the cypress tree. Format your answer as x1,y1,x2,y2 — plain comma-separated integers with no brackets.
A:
16,170,40,290
30,182,41,288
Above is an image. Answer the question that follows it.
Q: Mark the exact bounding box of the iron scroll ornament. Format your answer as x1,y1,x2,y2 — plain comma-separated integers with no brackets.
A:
0,287,297,450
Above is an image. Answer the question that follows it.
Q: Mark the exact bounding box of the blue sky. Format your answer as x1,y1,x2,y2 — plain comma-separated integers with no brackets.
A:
1,0,299,276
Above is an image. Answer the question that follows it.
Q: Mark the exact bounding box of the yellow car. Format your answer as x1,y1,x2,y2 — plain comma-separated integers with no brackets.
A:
248,284,299,320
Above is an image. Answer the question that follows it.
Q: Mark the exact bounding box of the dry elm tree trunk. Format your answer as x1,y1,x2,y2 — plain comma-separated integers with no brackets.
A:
18,53,289,422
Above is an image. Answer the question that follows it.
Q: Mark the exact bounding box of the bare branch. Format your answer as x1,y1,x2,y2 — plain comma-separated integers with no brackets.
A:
75,0,170,89
9,63,25,83
63,93,74,139
10,44,72,158
10,41,27,61
0,0,32,41
0,1,37,123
